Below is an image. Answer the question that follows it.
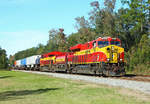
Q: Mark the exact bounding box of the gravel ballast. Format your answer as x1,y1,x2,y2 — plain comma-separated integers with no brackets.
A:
21,70,150,94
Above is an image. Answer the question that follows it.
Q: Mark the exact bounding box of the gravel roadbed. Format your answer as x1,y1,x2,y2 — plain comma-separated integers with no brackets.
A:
20,70,150,94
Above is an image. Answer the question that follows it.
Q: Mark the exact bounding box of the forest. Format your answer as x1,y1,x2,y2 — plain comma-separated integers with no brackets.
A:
8,0,150,74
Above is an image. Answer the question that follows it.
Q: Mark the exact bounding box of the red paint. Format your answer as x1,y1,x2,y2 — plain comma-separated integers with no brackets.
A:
67,52,107,64
120,52,124,61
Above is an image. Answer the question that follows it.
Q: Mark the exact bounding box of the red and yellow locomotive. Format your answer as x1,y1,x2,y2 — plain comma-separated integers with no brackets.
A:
40,37,125,76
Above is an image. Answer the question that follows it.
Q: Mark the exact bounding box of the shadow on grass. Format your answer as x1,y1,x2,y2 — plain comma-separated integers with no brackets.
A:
0,76,14,79
0,88,60,101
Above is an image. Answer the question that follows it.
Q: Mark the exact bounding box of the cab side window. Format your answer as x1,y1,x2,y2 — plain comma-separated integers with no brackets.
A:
93,41,96,47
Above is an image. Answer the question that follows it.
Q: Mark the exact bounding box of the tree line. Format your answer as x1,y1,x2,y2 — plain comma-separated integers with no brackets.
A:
9,0,150,73
0,47,8,69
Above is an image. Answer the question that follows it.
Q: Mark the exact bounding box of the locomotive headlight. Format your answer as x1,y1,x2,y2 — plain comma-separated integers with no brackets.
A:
107,58,110,62
112,46,114,50
120,59,123,61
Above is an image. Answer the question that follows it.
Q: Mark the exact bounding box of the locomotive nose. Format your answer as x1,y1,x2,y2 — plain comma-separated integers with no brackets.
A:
106,45,119,63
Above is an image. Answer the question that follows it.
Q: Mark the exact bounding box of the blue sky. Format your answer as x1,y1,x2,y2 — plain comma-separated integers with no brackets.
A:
0,0,123,57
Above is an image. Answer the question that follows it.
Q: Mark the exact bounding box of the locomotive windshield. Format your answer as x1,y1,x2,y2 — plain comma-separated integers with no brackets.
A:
98,41,109,48
110,41,121,46
98,41,121,47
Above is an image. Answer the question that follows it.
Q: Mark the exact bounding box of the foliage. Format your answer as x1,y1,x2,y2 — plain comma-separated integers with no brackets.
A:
0,47,8,68
14,47,37,60
9,55,15,67
120,0,150,72
47,28,68,52
126,35,150,72
89,0,117,37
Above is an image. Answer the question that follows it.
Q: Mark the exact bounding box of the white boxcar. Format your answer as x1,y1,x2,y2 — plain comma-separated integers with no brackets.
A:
16,60,21,67
26,55,41,67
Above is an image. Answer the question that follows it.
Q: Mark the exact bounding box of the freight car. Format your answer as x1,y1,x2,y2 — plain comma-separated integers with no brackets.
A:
15,37,125,76
15,55,41,70
26,55,41,70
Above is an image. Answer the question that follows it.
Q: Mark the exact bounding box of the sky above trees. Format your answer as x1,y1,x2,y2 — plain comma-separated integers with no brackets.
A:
0,0,123,56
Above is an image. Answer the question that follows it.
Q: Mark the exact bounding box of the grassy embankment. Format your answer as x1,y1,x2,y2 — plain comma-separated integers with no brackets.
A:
0,70,150,104
126,66,150,75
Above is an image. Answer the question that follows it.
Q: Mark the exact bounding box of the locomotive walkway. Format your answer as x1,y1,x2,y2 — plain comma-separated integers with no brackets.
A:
19,70,150,95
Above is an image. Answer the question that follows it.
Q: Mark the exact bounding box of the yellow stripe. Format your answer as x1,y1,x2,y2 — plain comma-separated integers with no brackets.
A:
68,62,100,64
74,45,124,63
40,56,56,61
56,58,65,62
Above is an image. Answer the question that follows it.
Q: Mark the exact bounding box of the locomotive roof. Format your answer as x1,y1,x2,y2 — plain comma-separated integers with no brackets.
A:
96,37,121,41
70,37,120,51
42,51,65,57
69,44,82,51
69,40,94,51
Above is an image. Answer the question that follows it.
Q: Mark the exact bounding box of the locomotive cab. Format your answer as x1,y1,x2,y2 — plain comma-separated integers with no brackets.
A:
96,37,124,63
95,37,125,76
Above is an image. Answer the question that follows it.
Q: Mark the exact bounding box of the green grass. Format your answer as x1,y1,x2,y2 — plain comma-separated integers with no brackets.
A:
0,70,150,104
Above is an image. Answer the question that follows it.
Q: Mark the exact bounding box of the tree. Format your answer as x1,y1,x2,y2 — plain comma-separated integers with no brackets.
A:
9,55,15,66
46,28,68,52
89,0,116,37
57,28,68,52
126,34,150,72
14,47,37,60
0,47,8,68
115,8,135,51
121,0,149,45
67,33,81,48
36,44,45,54
75,16,97,43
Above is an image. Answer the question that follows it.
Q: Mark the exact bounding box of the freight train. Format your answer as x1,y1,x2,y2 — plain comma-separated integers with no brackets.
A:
14,37,125,76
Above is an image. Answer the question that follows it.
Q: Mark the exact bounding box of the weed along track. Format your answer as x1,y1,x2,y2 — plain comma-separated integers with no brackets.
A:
17,70,150,95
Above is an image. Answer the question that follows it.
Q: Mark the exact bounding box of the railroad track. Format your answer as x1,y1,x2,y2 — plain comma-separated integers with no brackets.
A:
39,70,150,83
14,69,150,82
80,74,150,82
